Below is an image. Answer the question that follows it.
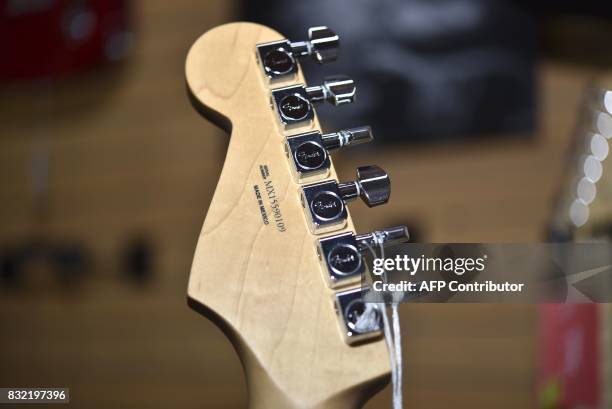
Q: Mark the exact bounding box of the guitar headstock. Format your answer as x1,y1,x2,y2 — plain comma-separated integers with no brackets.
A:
186,22,407,408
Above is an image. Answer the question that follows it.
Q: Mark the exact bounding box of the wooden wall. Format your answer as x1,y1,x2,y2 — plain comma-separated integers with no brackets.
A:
0,1,602,408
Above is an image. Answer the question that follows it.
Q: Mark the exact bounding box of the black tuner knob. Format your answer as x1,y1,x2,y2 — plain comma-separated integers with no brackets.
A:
256,26,339,82
306,76,356,106
338,165,390,207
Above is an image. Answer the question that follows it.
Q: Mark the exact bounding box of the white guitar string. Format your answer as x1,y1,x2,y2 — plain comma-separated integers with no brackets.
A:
376,235,403,409
391,302,403,409
359,236,404,409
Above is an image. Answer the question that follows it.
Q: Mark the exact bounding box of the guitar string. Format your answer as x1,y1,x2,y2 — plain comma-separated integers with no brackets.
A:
391,302,403,409
376,235,403,409
357,237,404,409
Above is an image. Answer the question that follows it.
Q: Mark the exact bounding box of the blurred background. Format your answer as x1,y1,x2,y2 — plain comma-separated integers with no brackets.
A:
1,0,612,408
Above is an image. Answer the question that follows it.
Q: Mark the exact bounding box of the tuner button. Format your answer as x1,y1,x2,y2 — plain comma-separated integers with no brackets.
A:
337,165,390,207
381,225,410,244
356,165,390,207
322,126,374,151
308,26,340,63
355,226,409,253
305,76,356,106
322,76,355,106
343,126,374,145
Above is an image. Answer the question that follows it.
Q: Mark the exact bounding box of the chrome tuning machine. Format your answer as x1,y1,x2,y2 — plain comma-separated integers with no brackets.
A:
334,287,382,345
317,226,409,289
285,126,373,183
256,26,339,83
300,165,390,234
271,76,356,131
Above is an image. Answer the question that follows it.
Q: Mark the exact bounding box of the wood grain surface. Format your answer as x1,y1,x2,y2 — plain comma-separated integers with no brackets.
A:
186,22,388,409
0,1,606,408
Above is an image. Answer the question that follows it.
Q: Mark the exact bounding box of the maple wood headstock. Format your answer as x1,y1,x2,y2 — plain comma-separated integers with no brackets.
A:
185,22,395,409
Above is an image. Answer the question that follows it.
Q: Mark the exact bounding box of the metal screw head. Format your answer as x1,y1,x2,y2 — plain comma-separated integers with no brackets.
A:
262,47,295,76
327,243,362,276
279,93,311,121
308,26,340,63
294,141,328,170
380,225,409,244
356,165,390,207
310,191,345,221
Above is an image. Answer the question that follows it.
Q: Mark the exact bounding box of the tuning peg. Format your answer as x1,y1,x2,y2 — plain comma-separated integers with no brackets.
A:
334,287,382,345
355,226,409,252
256,26,339,82
317,226,409,289
337,165,390,207
305,76,356,106
271,77,356,131
300,165,390,234
305,26,340,63
322,126,373,150
289,26,340,64
285,126,374,183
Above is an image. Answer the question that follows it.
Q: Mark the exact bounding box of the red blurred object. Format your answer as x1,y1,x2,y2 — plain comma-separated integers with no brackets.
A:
539,304,601,408
0,0,131,81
